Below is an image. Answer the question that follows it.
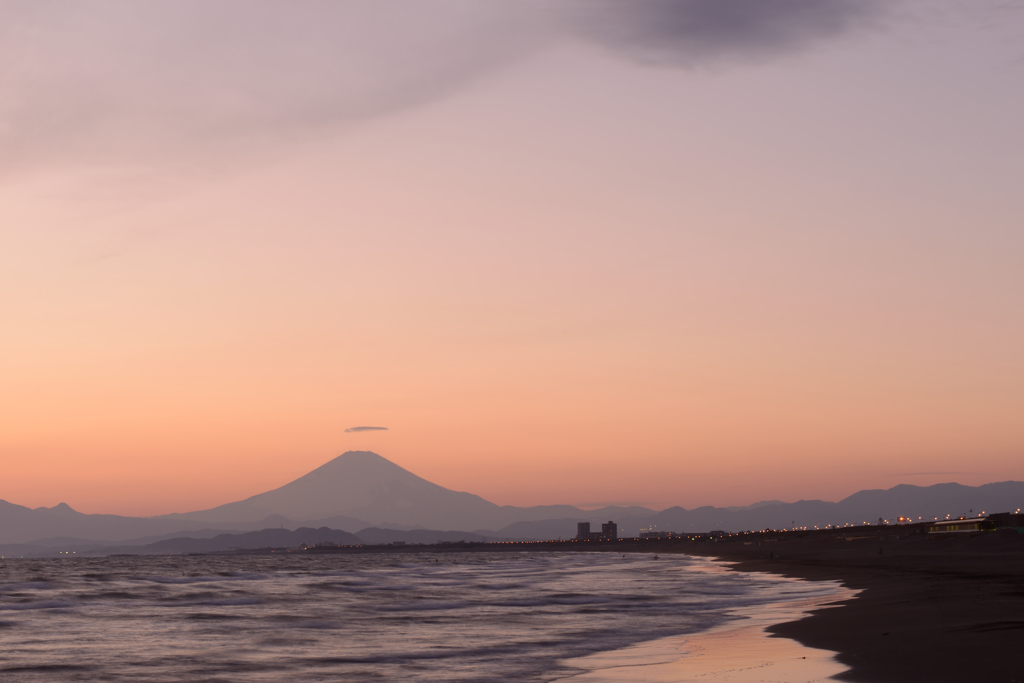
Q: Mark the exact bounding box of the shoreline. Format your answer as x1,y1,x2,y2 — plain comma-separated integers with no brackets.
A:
11,530,1021,681
552,565,855,682
672,530,1024,683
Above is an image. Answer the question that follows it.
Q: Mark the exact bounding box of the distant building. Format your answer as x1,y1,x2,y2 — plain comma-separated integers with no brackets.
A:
576,521,618,541
639,531,675,539
929,512,1024,534
928,517,988,533
986,512,1024,529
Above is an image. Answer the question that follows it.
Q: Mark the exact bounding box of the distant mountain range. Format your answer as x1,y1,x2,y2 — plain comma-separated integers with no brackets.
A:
0,526,501,558
154,451,648,532
2,451,1022,555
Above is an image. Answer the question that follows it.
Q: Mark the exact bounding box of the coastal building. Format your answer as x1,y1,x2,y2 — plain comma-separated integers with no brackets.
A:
928,512,1024,534
928,517,988,533
986,512,1024,530
576,521,618,541
639,530,676,539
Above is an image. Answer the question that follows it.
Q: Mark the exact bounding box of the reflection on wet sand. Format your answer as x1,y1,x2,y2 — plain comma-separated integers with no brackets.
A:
555,588,855,682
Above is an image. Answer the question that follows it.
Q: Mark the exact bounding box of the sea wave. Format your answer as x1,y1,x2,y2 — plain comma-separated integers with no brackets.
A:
0,552,842,681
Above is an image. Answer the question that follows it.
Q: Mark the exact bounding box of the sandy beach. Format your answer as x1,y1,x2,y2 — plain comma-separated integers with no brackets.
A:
661,527,1024,683
554,586,854,682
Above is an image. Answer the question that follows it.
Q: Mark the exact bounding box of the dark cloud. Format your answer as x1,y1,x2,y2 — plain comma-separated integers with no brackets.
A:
571,0,886,65
0,0,892,175
345,426,389,433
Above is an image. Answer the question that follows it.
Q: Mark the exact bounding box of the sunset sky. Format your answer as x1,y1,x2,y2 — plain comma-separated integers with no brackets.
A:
2,0,1023,516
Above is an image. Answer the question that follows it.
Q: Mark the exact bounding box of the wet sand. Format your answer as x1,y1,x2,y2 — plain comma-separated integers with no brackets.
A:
555,588,855,682
664,527,1024,683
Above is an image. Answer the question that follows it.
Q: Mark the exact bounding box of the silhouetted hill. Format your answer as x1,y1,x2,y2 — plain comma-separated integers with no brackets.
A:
0,500,229,545
110,527,487,555
355,528,491,545
4,451,1022,544
161,451,507,529
490,518,583,541
160,451,653,530
606,481,1024,536
138,527,362,554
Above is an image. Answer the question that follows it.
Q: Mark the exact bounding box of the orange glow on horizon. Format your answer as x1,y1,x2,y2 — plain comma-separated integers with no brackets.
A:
2,15,1024,516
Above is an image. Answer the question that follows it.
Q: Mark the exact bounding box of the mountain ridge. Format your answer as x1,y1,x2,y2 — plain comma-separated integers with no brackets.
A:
2,451,1022,546
160,451,508,529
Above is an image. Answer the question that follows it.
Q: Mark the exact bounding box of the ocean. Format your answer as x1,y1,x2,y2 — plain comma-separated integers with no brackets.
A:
0,551,842,681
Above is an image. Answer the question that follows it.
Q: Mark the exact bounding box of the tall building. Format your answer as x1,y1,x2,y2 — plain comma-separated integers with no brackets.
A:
575,520,618,541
